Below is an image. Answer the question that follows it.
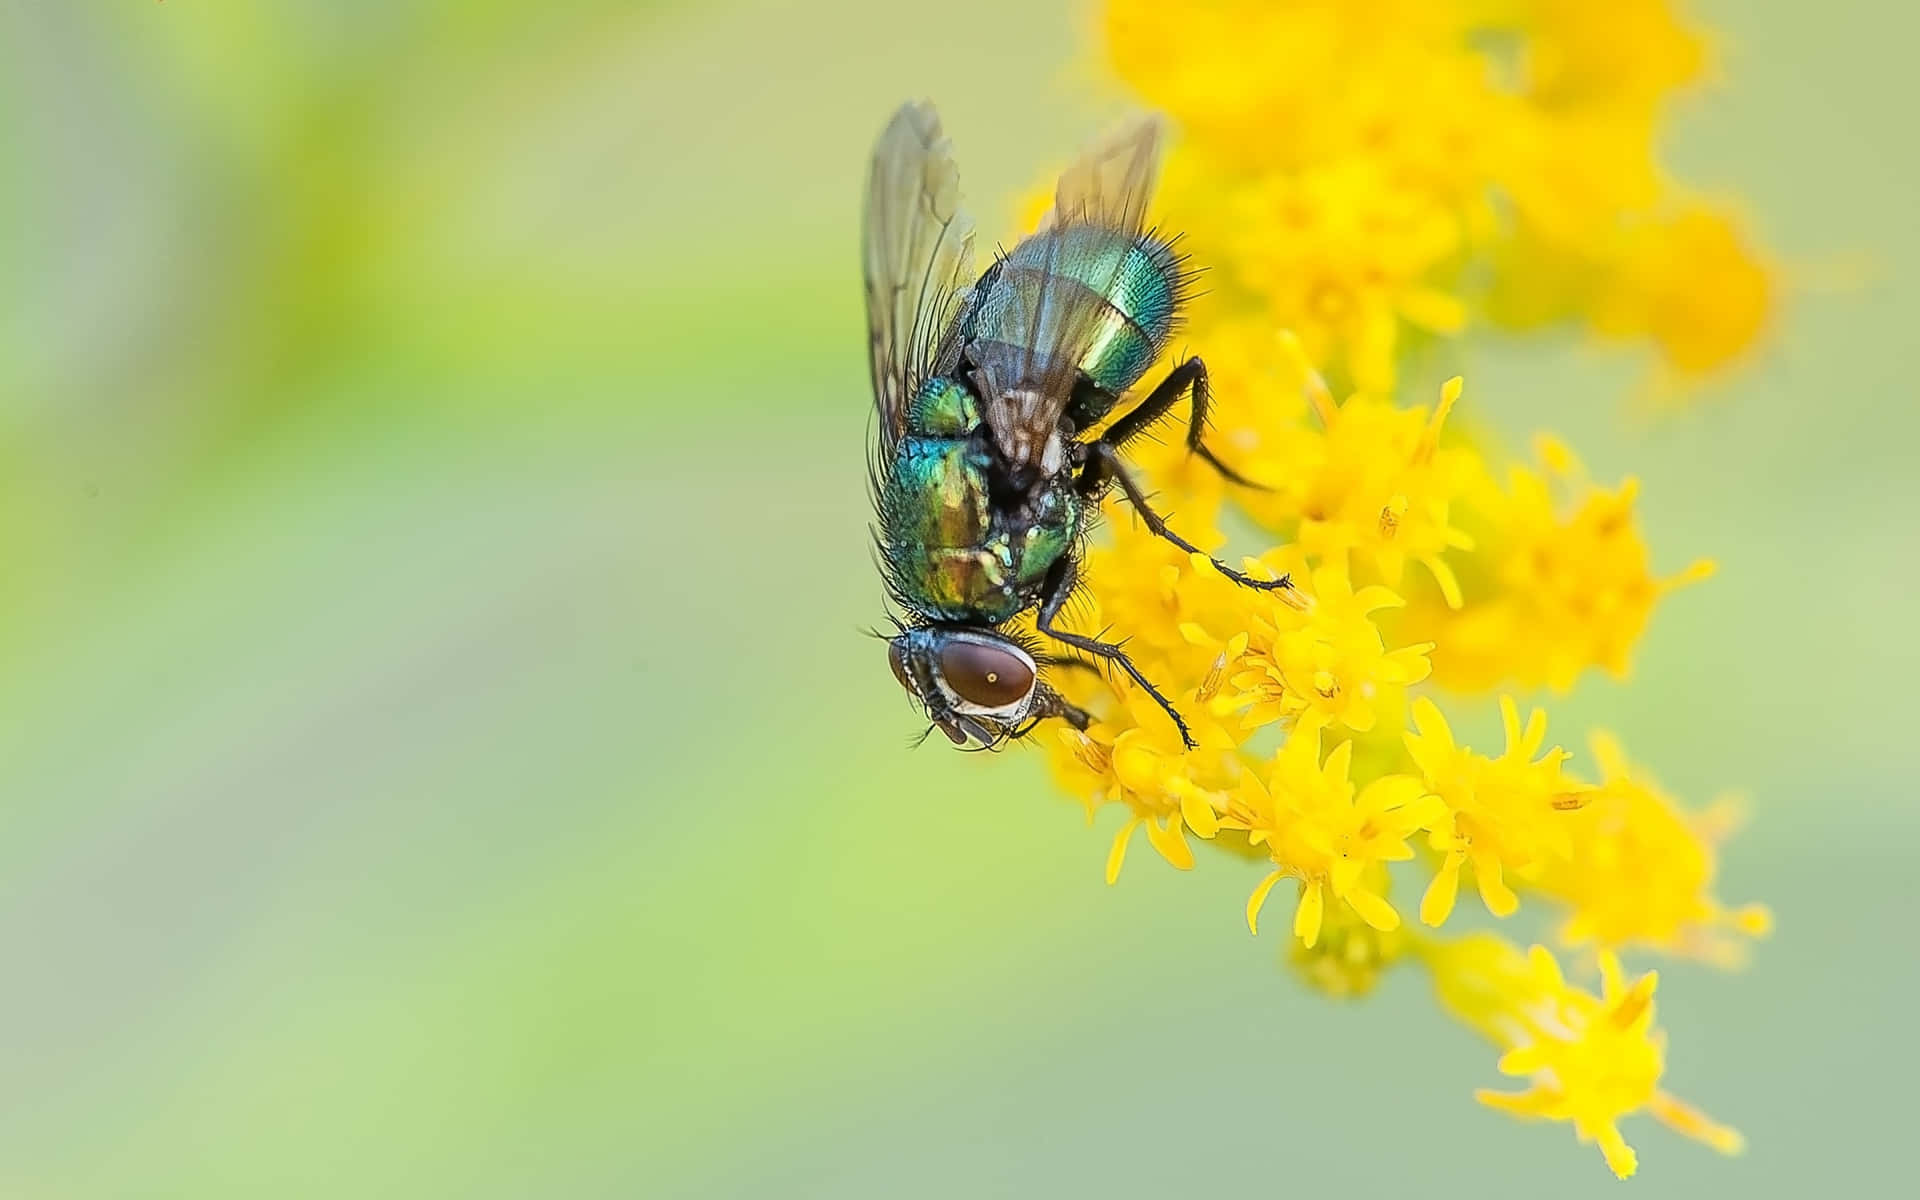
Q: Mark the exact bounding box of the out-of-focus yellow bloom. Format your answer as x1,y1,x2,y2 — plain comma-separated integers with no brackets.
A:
1541,733,1773,962
1228,727,1443,946
1591,204,1778,377
1287,898,1408,999
1101,0,1778,396
1427,935,1745,1178
1404,697,1591,924
1405,436,1715,692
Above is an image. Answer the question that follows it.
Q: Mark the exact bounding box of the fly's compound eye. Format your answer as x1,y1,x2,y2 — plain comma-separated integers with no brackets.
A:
887,640,915,694
937,638,1036,710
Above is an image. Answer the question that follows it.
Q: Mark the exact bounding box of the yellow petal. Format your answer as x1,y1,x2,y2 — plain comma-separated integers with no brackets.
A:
1358,774,1426,813
1178,783,1221,839
1496,1045,1551,1076
1420,855,1462,926
1520,707,1547,758
1525,944,1566,990
1474,1086,1546,1119
1105,817,1141,886
1324,737,1353,783
1246,870,1285,935
1352,585,1405,613
1329,855,1364,897
1475,854,1520,917
1499,696,1523,753
1144,815,1195,871
1650,1091,1746,1156
1294,881,1325,947
1346,888,1400,932
1422,554,1465,610
1596,1123,1639,1180
1409,696,1450,746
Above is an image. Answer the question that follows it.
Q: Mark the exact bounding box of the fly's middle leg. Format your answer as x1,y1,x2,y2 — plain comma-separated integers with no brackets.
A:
1078,441,1294,594
1101,356,1268,488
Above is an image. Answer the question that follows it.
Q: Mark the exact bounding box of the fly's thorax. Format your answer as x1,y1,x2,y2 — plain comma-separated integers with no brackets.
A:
878,436,1083,625
906,375,981,437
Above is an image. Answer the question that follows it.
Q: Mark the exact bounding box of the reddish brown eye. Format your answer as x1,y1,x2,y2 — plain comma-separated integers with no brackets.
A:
938,638,1035,708
888,641,914,692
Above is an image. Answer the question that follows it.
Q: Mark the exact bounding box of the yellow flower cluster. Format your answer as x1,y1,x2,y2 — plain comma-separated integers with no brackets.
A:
1032,0,1778,1179
1426,936,1747,1179
1104,0,1777,398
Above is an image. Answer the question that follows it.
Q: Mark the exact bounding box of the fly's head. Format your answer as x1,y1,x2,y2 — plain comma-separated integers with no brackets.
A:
886,626,1039,749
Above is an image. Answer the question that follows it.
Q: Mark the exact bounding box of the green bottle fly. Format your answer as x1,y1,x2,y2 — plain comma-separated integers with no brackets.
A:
863,102,1292,750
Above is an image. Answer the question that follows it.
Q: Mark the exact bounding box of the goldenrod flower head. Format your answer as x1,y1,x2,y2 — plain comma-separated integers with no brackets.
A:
1238,371,1481,608
1051,679,1238,884
1201,561,1433,737
1229,726,1443,946
1404,696,1592,924
1542,733,1774,962
1591,203,1778,378
1428,935,1745,1178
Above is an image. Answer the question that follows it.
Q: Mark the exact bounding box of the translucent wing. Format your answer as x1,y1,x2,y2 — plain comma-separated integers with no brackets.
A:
1044,112,1165,235
864,102,976,455
974,114,1167,471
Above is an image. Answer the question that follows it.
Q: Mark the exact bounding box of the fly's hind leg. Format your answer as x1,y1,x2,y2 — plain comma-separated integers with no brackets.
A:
1034,557,1196,751
1101,355,1266,488
1080,441,1294,594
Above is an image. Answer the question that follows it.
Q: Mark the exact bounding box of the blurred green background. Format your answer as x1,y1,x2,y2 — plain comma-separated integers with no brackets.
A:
1,2,1913,1196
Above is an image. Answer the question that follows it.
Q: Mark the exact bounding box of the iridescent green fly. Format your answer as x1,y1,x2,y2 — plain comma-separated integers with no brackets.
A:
865,101,1290,751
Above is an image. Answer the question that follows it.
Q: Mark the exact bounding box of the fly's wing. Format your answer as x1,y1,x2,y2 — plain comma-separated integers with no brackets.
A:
864,102,976,458
976,114,1165,471
1042,112,1164,236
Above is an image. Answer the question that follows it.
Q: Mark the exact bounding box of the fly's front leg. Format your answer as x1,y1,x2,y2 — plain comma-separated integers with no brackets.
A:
1084,441,1293,593
1102,356,1267,488
1034,557,1196,750
1020,681,1091,736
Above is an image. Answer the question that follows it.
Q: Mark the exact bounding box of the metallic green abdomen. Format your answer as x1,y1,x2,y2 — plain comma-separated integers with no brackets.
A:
964,225,1184,409
879,389,1082,624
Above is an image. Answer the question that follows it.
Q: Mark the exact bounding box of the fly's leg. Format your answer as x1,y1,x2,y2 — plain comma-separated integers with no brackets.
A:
1080,441,1294,593
1014,681,1092,738
1101,356,1266,488
1034,557,1196,750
